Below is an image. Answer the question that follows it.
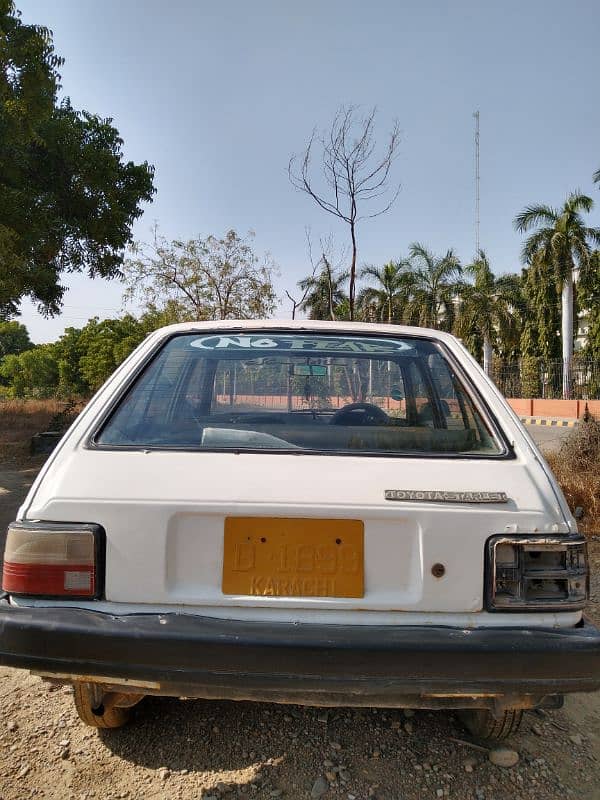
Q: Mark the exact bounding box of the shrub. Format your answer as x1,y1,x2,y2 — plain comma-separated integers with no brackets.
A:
520,356,541,398
546,411,600,534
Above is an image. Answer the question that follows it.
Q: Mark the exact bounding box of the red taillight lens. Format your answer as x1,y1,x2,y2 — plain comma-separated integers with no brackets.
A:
2,523,101,598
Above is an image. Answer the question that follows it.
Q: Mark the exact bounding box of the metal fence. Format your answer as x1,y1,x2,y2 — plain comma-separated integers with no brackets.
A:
493,359,600,399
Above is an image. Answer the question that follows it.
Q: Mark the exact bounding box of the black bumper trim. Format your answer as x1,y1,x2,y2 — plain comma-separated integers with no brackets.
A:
1,603,600,698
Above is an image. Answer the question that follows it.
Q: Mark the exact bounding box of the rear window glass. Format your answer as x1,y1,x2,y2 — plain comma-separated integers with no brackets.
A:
95,332,502,456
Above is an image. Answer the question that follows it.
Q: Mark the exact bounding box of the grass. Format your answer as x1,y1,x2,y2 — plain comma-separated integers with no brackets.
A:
0,398,82,465
546,414,600,535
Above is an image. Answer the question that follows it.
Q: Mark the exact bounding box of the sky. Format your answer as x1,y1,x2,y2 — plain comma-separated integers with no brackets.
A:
15,0,600,343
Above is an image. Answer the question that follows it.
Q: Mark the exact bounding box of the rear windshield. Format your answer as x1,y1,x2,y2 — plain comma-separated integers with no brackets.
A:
95,332,503,456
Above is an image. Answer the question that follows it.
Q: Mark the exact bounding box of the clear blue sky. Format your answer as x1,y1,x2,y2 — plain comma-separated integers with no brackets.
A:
17,0,600,343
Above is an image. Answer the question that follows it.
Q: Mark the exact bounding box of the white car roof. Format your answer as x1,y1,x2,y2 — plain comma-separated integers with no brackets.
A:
150,319,457,345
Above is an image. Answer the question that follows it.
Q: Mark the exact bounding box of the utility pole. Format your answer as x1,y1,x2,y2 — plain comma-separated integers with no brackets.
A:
473,110,480,255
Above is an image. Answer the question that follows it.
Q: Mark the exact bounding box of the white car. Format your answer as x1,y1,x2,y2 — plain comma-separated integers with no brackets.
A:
1,320,598,739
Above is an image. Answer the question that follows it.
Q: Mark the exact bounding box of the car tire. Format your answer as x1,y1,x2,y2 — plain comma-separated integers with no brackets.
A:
73,682,131,729
459,709,523,741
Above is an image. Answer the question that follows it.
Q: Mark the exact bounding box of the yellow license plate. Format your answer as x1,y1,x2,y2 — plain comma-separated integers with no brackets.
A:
222,517,364,598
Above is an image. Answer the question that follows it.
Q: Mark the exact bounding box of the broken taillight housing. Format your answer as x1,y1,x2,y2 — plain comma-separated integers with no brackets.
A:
486,534,588,611
1,522,103,599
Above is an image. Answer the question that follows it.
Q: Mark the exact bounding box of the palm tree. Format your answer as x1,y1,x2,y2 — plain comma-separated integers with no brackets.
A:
403,243,462,330
298,257,349,320
593,167,600,185
357,260,410,323
455,251,522,376
514,192,600,398
493,272,526,360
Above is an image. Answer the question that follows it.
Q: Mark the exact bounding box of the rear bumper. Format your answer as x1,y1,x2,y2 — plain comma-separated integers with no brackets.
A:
1,602,600,708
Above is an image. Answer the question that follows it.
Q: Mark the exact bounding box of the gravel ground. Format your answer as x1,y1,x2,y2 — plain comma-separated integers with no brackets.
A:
1,463,599,800
1,669,599,800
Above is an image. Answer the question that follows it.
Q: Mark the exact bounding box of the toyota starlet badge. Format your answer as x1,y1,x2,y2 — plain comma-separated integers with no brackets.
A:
384,490,509,503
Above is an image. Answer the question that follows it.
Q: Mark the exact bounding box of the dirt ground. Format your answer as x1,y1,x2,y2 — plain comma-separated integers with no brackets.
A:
1,460,599,800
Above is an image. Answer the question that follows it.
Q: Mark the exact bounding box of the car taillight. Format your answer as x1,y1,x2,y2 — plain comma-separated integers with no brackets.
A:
486,534,588,611
2,522,103,599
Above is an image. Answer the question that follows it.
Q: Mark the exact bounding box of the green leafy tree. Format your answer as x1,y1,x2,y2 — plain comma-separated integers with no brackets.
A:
0,1,155,316
77,315,145,390
520,258,561,362
403,243,462,330
580,250,600,359
0,319,31,355
357,260,410,324
53,326,89,397
0,344,58,397
0,303,190,398
455,251,522,375
123,229,277,321
520,356,542,398
137,300,191,332
514,192,600,397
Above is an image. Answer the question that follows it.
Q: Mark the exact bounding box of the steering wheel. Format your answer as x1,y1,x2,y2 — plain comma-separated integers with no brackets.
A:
331,402,390,426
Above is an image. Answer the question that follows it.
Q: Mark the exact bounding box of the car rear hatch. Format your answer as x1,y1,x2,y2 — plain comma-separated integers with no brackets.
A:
22,447,567,615
16,327,571,619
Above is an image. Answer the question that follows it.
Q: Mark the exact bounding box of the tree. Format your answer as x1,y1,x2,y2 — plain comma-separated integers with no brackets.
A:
52,326,91,397
520,257,561,362
514,192,600,398
402,243,462,330
289,106,401,321
123,229,277,321
0,303,194,398
0,344,58,397
297,259,349,321
0,2,155,316
455,251,522,375
580,250,600,359
0,320,31,355
285,230,336,320
357,260,410,324
493,273,526,361
77,315,146,390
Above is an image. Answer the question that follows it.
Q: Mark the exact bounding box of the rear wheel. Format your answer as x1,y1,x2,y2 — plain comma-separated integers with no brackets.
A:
73,682,131,729
459,709,523,742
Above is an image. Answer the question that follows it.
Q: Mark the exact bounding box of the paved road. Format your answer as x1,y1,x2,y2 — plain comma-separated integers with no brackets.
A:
526,423,573,453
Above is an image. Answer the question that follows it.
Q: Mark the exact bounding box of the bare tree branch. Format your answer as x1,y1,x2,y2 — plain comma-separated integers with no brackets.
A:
285,228,322,319
289,106,401,320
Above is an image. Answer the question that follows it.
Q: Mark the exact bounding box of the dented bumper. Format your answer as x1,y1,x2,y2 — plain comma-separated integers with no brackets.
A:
1,601,600,707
